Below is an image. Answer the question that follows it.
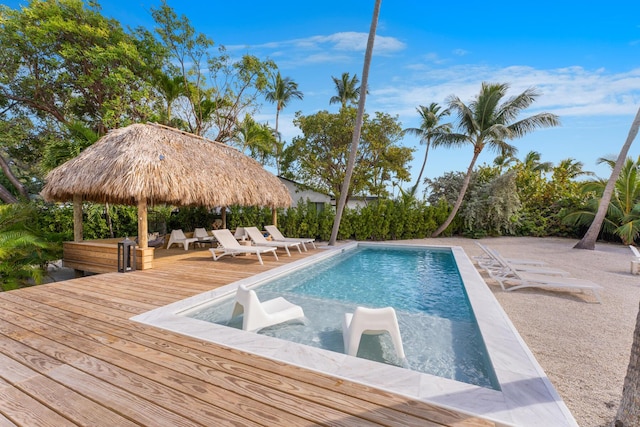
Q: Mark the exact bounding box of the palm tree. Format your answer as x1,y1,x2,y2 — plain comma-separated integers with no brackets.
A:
265,71,303,175
493,153,518,174
617,302,640,426
403,103,451,196
564,156,640,245
575,106,640,250
154,72,185,126
233,114,277,166
431,82,560,237
552,158,594,182
329,72,361,108
522,150,553,174
328,0,381,246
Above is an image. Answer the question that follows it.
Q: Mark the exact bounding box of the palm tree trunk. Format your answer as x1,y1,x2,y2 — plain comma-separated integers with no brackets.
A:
431,150,480,237
411,141,430,196
328,0,381,245
574,106,640,250
615,301,640,426
275,106,281,175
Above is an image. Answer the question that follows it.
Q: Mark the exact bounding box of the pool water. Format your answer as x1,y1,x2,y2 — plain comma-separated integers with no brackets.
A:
187,245,498,389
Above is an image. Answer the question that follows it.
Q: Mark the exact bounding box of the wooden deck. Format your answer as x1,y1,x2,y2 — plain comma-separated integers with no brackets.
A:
0,245,495,426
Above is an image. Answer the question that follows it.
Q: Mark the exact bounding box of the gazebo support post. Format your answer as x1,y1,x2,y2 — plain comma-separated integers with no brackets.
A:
73,194,83,242
271,207,277,227
138,198,148,249
221,207,227,229
72,194,85,277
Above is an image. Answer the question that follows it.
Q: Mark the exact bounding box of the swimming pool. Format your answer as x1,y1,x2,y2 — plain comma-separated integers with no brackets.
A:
185,245,499,389
132,241,578,426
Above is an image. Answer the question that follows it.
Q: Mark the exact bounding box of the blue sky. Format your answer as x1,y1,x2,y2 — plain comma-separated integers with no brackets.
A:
7,0,640,191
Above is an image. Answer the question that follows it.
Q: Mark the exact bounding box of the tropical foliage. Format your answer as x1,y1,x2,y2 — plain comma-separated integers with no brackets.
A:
402,103,451,196
329,72,362,108
282,107,413,202
431,82,560,237
564,156,640,245
0,203,56,291
264,71,303,174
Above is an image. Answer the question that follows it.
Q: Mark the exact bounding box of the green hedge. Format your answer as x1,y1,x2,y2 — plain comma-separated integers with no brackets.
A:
33,198,454,243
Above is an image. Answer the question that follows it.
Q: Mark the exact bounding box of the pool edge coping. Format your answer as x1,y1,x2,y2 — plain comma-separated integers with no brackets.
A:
131,241,578,427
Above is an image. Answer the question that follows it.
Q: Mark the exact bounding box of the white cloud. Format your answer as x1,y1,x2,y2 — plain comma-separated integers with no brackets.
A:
452,48,469,56
228,32,406,61
371,64,640,124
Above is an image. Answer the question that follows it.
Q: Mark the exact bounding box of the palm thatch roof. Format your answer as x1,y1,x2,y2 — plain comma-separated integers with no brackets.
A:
41,123,291,208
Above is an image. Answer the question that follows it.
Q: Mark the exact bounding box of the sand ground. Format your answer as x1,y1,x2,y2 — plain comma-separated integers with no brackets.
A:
46,236,639,427
412,236,639,427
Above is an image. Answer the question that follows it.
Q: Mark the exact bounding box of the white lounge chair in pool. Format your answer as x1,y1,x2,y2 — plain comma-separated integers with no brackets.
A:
478,245,570,277
342,306,405,360
210,229,278,265
482,255,603,303
244,226,301,257
264,225,316,251
231,284,305,332
630,245,640,274
166,229,199,250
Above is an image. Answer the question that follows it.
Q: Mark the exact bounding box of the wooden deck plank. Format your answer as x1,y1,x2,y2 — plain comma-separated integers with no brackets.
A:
0,348,143,427
0,295,396,427
0,312,265,427
17,374,141,427
0,247,496,427
0,386,76,427
0,410,18,427
1,286,491,427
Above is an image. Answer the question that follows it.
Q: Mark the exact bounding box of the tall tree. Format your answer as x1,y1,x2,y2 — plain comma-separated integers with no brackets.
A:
564,156,640,245
493,153,518,174
283,107,410,203
232,114,277,166
613,112,640,427
403,103,451,196
329,0,381,246
431,82,560,237
329,72,361,109
575,106,640,250
265,71,303,175
0,0,155,133
150,1,275,141
0,0,160,201
153,72,186,127
521,150,553,174
150,1,213,136
616,301,640,426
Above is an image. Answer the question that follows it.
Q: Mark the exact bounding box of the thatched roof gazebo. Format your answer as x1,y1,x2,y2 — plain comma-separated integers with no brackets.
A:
41,123,291,251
